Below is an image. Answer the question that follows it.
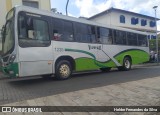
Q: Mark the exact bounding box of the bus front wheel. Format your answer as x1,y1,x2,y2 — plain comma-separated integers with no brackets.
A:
55,60,72,80
118,57,131,71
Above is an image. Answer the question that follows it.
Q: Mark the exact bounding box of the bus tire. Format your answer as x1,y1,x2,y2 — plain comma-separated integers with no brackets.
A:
55,60,72,80
100,67,111,72
118,57,131,71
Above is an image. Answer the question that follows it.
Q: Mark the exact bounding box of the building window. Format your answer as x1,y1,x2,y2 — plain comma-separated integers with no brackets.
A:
151,35,156,39
131,17,138,25
150,21,156,27
22,0,39,8
135,18,139,24
131,17,135,25
141,19,147,26
120,15,125,23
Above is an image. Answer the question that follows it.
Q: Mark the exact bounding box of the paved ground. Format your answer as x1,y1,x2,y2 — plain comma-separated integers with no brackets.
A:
0,65,159,105
1,67,160,115
0,65,160,114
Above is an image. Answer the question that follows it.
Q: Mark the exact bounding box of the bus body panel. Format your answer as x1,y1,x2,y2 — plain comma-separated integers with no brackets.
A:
52,41,149,72
103,45,149,65
18,46,53,77
53,41,102,71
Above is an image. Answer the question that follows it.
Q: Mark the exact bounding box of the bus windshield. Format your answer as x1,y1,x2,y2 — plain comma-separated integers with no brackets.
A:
2,9,14,55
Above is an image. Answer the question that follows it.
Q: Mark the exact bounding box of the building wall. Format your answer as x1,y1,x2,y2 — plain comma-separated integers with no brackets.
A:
12,0,22,8
22,0,51,11
90,11,156,39
0,0,7,30
39,0,51,11
91,13,111,27
110,11,156,31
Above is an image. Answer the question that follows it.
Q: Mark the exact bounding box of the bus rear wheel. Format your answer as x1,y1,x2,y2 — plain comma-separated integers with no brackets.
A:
55,60,72,80
118,57,131,71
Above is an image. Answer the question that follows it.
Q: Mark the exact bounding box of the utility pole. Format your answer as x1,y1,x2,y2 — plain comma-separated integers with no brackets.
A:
66,0,69,16
153,6,158,64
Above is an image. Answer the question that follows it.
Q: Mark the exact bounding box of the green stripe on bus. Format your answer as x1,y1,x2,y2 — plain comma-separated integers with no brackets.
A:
75,57,116,71
65,48,149,71
65,48,114,71
114,49,149,65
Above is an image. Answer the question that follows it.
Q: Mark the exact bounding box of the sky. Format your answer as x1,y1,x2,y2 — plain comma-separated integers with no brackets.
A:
50,0,160,31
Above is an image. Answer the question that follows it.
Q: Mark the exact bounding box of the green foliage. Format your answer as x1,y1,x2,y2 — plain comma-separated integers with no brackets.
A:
149,39,156,51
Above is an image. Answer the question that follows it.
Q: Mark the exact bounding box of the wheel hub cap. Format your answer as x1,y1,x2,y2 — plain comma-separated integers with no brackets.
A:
125,60,130,69
59,64,70,77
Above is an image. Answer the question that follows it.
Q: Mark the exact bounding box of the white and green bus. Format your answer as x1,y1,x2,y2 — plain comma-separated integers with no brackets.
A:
0,6,149,80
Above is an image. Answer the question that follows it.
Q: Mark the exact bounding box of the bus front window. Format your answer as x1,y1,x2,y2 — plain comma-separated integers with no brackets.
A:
2,19,14,55
1,8,15,56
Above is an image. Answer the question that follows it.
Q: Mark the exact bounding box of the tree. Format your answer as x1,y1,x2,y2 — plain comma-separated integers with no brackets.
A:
149,33,160,51
51,8,57,13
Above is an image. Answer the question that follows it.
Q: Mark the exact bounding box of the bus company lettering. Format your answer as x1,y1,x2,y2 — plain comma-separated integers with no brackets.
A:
88,45,102,50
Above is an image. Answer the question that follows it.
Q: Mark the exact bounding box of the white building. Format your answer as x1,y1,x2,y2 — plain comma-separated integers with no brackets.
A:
89,7,160,39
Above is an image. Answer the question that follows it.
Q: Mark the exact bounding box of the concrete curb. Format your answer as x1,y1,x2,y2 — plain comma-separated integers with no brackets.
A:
134,63,159,67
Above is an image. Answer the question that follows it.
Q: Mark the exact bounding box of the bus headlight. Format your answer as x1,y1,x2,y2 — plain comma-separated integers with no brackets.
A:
9,54,16,63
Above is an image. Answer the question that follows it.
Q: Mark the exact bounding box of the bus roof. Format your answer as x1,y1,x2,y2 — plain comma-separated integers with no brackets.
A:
15,6,148,35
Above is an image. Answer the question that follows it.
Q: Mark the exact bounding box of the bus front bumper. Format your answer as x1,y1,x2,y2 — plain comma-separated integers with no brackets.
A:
0,63,19,77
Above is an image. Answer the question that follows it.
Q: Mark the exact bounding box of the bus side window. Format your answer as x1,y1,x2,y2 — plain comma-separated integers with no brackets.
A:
63,21,74,42
138,34,147,47
52,19,63,41
108,29,113,44
75,23,91,43
108,35,113,44
97,27,105,43
53,19,74,42
53,30,61,40
114,30,126,45
127,32,138,46
88,25,96,43
18,15,27,38
97,27,111,44
18,12,50,47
